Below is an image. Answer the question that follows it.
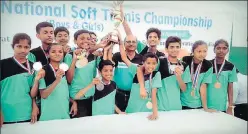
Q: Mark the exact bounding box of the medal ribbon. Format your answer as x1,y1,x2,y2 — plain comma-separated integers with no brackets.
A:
191,60,202,90
49,64,57,77
167,58,182,74
214,59,225,81
146,72,153,100
13,57,32,74
41,46,49,63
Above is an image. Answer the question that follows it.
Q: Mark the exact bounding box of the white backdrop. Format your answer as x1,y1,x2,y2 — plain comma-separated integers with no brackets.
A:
1,1,247,59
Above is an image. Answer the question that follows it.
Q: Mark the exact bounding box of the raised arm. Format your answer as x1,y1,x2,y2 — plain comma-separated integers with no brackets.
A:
65,49,82,84
175,66,186,92
120,4,133,35
30,69,45,98
117,30,132,67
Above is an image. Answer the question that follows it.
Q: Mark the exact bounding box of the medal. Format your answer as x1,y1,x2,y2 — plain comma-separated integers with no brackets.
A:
96,83,104,91
76,50,88,68
170,65,176,72
96,77,111,91
41,46,49,64
146,101,153,109
214,81,221,89
214,59,225,89
167,58,183,74
59,63,69,72
191,89,195,97
33,62,42,71
76,57,88,68
190,59,202,97
145,73,153,109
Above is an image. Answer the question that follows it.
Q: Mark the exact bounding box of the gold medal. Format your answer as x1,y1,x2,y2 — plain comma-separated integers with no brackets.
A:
146,101,153,109
191,90,195,97
214,82,221,89
75,57,88,68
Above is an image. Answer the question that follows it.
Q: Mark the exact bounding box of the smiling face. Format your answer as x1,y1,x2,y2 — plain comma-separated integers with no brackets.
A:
124,35,137,51
144,57,158,74
74,33,91,50
100,65,114,81
147,32,160,47
48,45,64,62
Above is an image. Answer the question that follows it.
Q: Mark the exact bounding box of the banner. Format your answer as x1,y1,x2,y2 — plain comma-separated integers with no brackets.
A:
1,1,238,60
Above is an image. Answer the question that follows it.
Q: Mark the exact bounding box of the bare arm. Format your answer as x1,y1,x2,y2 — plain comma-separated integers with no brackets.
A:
66,49,82,84
119,41,131,67
137,66,147,99
66,58,77,83
40,79,61,99
30,69,45,98
228,82,234,107
151,88,158,115
75,83,94,99
175,66,187,91
40,70,64,99
176,76,187,92
200,83,208,109
69,98,76,104
89,45,102,54
120,4,132,35
0,109,3,127
176,76,186,92
30,79,39,98
226,82,234,115
103,47,108,60
115,105,122,114
107,44,115,64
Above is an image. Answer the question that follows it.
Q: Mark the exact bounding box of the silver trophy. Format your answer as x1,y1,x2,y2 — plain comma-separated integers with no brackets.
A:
109,1,124,44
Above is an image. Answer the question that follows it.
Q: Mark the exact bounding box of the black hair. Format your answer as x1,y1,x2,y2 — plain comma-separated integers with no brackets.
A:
98,60,115,71
89,31,97,37
142,52,158,63
11,33,32,48
191,40,207,53
146,27,161,40
36,21,54,34
165,36,181,48
47,43,63,53
54,26,69,37
46,43,64,62
214,39,229,49
74,29,89,40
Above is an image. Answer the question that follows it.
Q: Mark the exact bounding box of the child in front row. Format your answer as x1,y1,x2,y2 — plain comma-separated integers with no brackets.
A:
75,43,125,115
116,31,162,120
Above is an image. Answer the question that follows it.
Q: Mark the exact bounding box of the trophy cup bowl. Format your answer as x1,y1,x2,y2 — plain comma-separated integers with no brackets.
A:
109,1,124,45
